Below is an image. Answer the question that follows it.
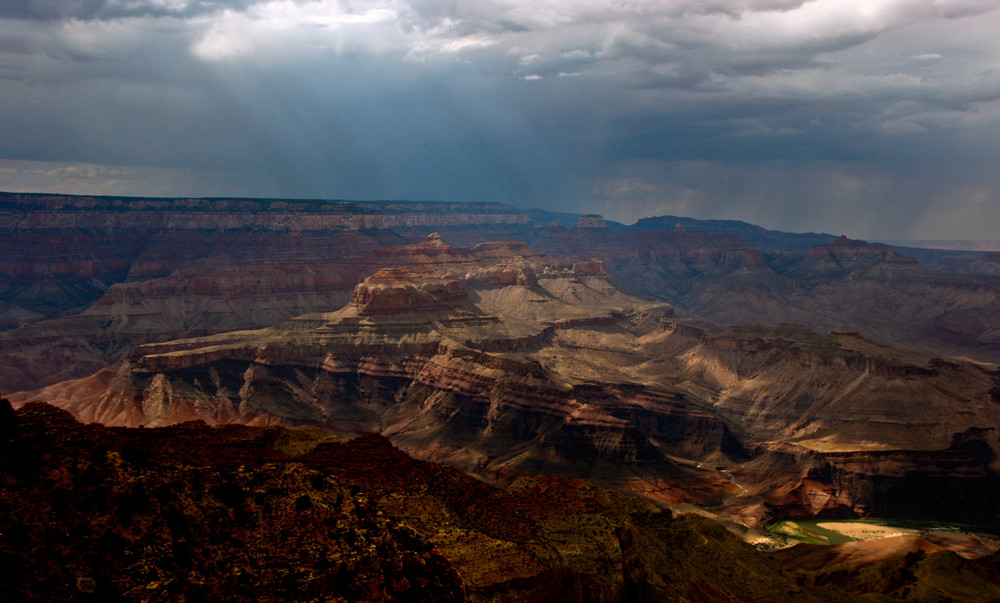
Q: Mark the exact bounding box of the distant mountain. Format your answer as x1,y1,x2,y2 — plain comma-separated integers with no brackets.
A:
521,208,840,249
629,215,838,251
518,230,1000,363
886,240,1000,252
527,208,1000,276
889,246,1000,277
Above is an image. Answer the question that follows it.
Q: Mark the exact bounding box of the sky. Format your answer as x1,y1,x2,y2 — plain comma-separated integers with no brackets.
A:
5,0,1000,239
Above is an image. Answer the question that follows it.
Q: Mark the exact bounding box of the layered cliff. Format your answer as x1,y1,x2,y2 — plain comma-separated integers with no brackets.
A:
514,228,1000,363
0,205,543,393
0,194,536,391
3,193,528,231
637,321,1000,453
6,194,1000,533
7,194,1000,398
10,241,735,499
16,237,1000,526
1,193,527,328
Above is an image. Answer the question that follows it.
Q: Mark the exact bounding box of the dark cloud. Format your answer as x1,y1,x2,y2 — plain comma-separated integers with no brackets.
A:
26,0,259,21
10,0,1000,239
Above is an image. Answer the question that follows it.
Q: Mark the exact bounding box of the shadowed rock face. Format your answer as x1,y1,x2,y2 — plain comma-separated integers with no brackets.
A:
524,231,1000,363
0,227,403,392
0,195,532,392
0,401,467,602
6,400,1000,602
1,400,845,603
725,444,1000,526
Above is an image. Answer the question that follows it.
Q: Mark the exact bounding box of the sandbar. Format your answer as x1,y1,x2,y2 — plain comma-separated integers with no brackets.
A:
816,522,918,541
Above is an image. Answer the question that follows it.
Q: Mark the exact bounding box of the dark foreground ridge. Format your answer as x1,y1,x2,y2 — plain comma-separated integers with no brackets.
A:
3,399,1000,602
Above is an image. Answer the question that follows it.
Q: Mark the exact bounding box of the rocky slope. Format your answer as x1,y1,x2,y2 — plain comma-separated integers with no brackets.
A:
10,399,1000,601
0,400,466,602
533,230,1000,363
390,223,1000,363
2,399,852,602
769,536,1000,601
637,321,1000,452
634,320,1000,525
15,235,1000,528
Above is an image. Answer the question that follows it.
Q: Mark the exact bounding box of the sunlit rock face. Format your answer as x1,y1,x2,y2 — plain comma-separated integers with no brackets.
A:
24,245,741,499
396,221,1000,364
351,269,468,316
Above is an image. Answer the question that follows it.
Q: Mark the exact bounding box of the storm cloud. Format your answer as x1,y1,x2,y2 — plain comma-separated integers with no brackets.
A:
8,0,1000,239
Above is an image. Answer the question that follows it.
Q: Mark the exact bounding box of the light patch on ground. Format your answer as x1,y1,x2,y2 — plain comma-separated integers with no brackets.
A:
816,522,919,541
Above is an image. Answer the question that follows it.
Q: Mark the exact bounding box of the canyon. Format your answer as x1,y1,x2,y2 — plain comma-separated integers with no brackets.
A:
5,399,1000,601
4,192,1000,600
5,193,1000,393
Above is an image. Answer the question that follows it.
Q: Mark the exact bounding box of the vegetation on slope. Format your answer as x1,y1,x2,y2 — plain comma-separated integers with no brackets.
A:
3,398,999,601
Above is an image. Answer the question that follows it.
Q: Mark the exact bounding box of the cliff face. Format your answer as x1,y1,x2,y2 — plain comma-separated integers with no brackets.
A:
2,193,528,230
0,193,541,392
1,193,527,330
724,442,999,526
638,322,1000,453
16,237,1000,526
6,194,1000,531
22,245,743,500
6,195,1000,397
637,320,1000,525
512,229,1000,363
0,228,395,391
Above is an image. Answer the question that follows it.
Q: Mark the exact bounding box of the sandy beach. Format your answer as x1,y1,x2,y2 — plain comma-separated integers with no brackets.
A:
816,522,919,541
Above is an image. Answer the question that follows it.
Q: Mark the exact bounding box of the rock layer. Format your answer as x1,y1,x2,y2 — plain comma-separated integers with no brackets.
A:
7,194,1000,397
7,194,1000,531
15,238,1000,526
